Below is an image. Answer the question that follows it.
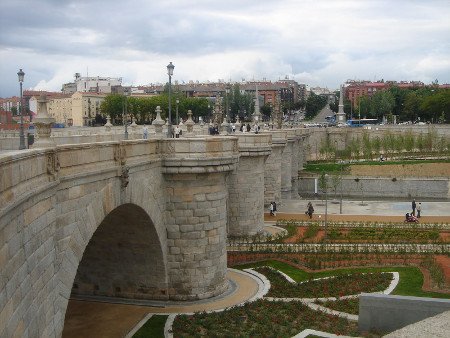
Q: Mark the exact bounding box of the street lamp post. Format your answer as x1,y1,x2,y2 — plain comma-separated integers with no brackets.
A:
123,91,129,140
176,98,179,125
167,62,175,138
17,69,26,150
225,86,230,121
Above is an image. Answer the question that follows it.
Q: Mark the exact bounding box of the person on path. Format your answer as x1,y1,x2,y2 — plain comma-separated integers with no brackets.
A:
273,201,277,216
174,125,181,138
417,202,421,218
412,199,416,216
269,202,274,216
246,123,251,132
307,202,314,219
142,125,148,139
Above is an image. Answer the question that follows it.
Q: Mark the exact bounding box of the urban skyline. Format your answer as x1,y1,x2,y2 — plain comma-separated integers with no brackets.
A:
1,0,449,97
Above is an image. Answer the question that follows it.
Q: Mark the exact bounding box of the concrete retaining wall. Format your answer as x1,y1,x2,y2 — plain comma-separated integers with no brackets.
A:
298,176,450,199
358,293,450,333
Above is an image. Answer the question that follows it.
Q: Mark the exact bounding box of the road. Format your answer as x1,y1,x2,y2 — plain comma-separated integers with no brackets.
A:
311,105,335,123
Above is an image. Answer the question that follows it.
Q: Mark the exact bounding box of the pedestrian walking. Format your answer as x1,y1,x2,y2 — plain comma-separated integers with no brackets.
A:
273,201,277,216
417,202,421,218
269,202,274,216
175,125,181,138
307,202,314,219
412,199,416,216
142,125,148,139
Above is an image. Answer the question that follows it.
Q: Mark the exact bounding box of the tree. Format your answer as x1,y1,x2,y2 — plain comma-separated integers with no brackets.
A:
260,103,272,120
100,94,124,123
371,90,395,121
305,92,327,120
420,89,450,123
403,91,421,122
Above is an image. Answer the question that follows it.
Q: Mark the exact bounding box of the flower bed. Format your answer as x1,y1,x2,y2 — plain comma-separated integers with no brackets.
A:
254,267,392,298
316,298,360,315
172,299,364,337
228,252,428,270
276,219,450,230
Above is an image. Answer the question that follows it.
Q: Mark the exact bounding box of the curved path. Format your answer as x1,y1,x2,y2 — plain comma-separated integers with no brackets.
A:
62,269,261,338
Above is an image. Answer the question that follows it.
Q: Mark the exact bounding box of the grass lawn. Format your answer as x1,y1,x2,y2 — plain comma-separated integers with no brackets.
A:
132,315,167,338
304,158,450,173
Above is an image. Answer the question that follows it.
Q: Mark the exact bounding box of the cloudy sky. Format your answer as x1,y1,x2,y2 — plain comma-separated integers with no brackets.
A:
1,0,449,97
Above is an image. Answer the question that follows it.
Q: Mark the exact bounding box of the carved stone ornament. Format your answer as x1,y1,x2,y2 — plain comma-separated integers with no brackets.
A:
114,144,126,165
120,166,130,189
46,151,60,176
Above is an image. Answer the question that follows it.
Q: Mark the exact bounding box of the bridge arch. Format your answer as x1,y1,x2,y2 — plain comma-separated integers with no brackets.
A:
70,203,167,300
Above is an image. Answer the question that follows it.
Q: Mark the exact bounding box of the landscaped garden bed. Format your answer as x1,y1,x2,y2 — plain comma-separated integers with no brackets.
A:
315,298,360,315
172,299,365,337
254,267,392,298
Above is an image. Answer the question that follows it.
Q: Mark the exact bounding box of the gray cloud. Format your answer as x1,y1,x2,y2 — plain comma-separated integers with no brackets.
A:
1,0,449,97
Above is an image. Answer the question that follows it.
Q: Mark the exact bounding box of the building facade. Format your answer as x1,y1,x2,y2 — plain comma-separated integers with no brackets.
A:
62,73,122,94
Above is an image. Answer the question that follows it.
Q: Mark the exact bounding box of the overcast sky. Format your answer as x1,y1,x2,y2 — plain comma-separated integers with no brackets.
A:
1,0,449,97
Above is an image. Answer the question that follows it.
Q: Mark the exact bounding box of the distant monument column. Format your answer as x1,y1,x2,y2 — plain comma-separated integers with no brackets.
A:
253,84,261,124
336,84,346,123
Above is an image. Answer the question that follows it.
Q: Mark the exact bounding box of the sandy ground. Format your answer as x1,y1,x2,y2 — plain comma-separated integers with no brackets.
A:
350,162,450,178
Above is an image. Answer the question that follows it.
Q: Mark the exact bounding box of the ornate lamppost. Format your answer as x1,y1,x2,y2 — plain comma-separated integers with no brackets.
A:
176,98,179,125
123,91,129,140
17,69,26,150
167,62,174,137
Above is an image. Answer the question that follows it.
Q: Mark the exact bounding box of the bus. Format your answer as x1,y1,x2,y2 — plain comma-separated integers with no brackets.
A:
346,119,378,127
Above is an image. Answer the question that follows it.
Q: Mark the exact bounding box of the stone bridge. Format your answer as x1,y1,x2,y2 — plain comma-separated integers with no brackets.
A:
0,130,308,337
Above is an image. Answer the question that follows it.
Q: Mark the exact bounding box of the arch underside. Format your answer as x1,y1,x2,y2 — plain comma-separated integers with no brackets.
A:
71,203,168,300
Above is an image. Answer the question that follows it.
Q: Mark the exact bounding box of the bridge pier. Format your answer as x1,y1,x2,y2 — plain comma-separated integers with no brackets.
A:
264,131,287,207
281,130,296,198
227,134,272,236
162,138,239,300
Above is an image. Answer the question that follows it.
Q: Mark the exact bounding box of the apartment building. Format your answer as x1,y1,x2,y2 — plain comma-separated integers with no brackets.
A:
29,91,106,126
345,80,426,108
62,73,122,94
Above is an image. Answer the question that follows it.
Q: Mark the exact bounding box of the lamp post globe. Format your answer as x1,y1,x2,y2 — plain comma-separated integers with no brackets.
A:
167,62,175,138
17,69,26,150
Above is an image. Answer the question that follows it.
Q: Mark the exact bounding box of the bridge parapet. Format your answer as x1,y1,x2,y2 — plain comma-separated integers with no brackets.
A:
161,137,239,174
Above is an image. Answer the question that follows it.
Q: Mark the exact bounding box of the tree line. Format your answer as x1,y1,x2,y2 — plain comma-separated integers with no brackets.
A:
330,86,450,123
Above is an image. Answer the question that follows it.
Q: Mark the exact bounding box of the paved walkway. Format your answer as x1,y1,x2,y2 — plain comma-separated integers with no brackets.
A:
267,198,450,223
62,269,261,338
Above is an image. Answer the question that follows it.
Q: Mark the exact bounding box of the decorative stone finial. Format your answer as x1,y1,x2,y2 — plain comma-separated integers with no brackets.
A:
33,94,56,148
130,115,137,134
185,110,195,135
105,115,112,132
152,106,165,136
